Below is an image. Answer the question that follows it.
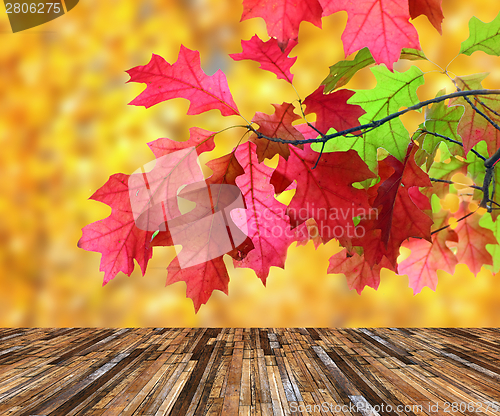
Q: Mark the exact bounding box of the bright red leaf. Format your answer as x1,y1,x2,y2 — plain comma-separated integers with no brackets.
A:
241,0,323,49
230,35,297,83
127,45,240,116
409,0,444,34
319,0,421,69
328,249,392,294
251,102,305,162
78,174,154,285
167,255,229,312
231,141,294,283
354,144,433,268
302,86,365,135
271,146,376,247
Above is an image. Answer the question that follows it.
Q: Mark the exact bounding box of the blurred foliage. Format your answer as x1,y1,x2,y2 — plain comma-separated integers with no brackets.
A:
1,0,500,327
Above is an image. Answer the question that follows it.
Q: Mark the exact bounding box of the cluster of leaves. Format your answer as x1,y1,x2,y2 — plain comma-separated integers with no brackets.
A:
79,0,500,311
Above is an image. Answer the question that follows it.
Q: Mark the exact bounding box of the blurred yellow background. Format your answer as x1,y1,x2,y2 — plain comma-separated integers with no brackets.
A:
1,0,500,327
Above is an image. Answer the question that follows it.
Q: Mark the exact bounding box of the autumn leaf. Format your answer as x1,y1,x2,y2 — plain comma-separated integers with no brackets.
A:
152,145,246,248
240,0,322,50
78,174,154,285
460,10,500,57
302,86,365,135
398,210,458,294
319,0,420,69
127,45,240,116
271,146,376,247
148,127,216,158
230,35,297,83
328,249,392,294
205,152,245,187
453,202,498,275
295,219,323,249
450,74,500,157
250,102,305,162
231,141,294,283
408,0,444,34
354,144,433,268
479,213,500,274
166,255,229,312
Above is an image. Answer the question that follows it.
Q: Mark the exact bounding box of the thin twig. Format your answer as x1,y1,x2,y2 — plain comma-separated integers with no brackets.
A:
419,129,487,161
430,209,477,235
429,177,482,191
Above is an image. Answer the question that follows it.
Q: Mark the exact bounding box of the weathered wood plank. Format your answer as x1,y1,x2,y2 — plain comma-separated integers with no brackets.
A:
0,328,499,415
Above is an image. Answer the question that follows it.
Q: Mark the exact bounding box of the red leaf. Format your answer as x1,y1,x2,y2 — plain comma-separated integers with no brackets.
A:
354,143,433,268
80,128,220,286
205,153,245,187
409,0,444,34
231,142,294,283
167,255,229,313
295,219,323,249
241,0,323,49
399,210,458,294
454,202,498,275
302,86,365,135
230,35,298,83
78,174,154,285
271,146,376,247
251,102,305,162
147,128,217,246
127,45,240,117
320,0,420,70
148,127,216,158
328,249,392,294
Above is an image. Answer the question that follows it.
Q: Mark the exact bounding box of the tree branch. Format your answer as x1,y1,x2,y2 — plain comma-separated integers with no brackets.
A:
249,89,500,145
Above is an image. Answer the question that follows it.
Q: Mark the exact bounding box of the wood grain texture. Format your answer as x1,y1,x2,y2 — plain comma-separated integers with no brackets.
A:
0,328,499,415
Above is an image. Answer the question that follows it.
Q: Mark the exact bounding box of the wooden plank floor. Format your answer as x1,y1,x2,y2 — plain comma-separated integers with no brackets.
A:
1,329,500,416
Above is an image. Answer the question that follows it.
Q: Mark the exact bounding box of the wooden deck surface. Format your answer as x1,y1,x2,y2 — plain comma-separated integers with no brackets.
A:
0,328,499,415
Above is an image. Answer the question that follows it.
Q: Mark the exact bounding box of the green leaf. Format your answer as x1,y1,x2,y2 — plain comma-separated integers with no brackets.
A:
460,11,500,56
479,213,500,273
415,89,465,169
313,66,424,172
466,141,488,180
321,48,375,93
400,48,428,61
428,152,467,181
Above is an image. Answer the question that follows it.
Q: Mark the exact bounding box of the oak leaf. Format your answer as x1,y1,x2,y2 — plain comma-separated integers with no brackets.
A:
230,35,297,83
271,146,376,247
319,0,420,69
241,0,323,50
127,45,240,116
251,102,305,162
